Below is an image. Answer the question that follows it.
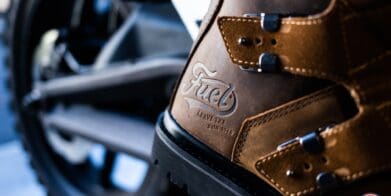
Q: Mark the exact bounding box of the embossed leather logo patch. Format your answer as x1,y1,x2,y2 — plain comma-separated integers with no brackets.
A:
182,62,237,116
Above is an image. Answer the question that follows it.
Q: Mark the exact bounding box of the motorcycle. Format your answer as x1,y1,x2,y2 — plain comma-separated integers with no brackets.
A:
3,0,210,195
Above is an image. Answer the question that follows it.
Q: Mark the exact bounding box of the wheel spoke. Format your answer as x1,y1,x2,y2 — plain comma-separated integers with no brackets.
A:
94,3,140,69
23,58,185,108
41,105,155,160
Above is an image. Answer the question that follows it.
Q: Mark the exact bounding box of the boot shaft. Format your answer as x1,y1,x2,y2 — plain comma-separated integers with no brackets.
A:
169,0,391,194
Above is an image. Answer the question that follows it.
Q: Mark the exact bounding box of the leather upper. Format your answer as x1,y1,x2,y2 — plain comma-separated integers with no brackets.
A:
170,0,391,195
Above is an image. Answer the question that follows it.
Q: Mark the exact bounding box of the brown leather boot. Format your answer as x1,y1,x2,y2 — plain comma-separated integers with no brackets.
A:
152,0,391,195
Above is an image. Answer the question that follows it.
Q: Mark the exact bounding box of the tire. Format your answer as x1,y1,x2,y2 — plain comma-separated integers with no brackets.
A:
3,0,133,195
3,0,88,195
4,0,192,194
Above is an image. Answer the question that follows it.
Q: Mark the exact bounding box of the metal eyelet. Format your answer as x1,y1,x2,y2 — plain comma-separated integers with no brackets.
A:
261,13,281,32
316,172,341,193
259,52,280,73
243,13,281,32
238,37,252,46
299,131,324,154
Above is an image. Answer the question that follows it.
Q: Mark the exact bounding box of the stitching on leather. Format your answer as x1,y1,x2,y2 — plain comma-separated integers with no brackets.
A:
220,17,325,25
348,50,391,75
255,168,315,196
343,163,391,181
347,50,390,103
257,169,287,194
251,88,333,128
283,67,343,81
255,144,298,195
255,120,391,196
339,3,352,68
257,143,391,196
257,143,298,164
321,122,350,138
233,87,335,162
218,18,260,66
218,16,327,66
220,17,259,23
253,123,348,195
219,9,350,82
248,1,391,194
320,106,388,139
255,143,319,196
281,19,323,26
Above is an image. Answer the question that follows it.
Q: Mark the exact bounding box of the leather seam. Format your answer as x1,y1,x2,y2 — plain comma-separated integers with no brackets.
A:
351,79,367,103
321,121,350,138
321,105,390,139
282,66,343,81
218,18,259,66
255,143,319,196
255,143,300,195
348,50,391,75
342,4,391,22
233,87,336,162
248,88,334,128
348,51,391,103
256,120,391,195
218,16,328,66
343,163,391,181
217,1,358,83
255,106,391,195
339,3,352,67
218,0,339,68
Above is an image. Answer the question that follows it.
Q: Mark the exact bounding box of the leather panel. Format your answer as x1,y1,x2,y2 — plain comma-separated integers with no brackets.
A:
171,0,331,157
255,104,391,195
233,86,348,174
170,0,391,194
236,1,391,194
218,0,347,75
217,0,390,83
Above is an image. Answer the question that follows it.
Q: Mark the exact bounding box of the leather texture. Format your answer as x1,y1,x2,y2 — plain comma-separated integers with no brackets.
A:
227,0,391,194
170,0,391,195
232,86,350,174
171,0,333,158
255,104,391,195
217,0,390,82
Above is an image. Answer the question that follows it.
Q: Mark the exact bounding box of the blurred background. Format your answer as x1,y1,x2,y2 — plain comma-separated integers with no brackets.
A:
0,1,46,194
0,0,208,195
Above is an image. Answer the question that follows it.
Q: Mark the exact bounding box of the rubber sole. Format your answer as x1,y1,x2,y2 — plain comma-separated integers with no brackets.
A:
152,111,280,196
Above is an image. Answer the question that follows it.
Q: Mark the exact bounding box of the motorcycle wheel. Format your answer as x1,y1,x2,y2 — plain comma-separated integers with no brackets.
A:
3,0,191,195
